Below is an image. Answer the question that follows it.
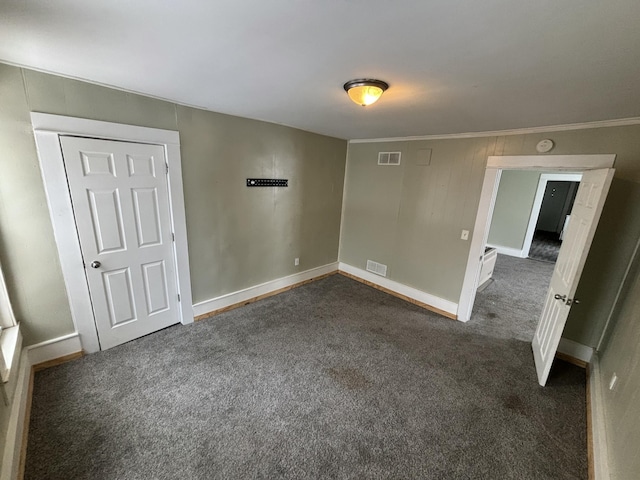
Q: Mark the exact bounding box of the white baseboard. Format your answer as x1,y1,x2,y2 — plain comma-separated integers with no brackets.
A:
1,350,31,480
338,262,458,317
192,262,339,317
589,354,610,480
557,338,594,364
26,332,82,366
486,244,527,258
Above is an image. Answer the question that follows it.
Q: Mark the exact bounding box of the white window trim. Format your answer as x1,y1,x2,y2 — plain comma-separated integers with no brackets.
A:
0,258,17,329
31,113,194,353
0,258,20,384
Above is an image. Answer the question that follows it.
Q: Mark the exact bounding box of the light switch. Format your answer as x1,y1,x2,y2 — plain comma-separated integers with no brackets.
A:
461,230,470,240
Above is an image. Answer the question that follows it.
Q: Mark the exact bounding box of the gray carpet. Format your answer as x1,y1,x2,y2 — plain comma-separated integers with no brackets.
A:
26,269,585,480
472,254,555,341
529,231,562,263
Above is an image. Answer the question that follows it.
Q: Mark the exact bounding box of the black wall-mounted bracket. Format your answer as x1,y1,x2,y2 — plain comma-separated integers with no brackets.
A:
246,178,288,187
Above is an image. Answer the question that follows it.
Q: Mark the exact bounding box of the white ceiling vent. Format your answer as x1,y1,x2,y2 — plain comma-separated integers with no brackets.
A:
378,152,401,166
366,260,388,277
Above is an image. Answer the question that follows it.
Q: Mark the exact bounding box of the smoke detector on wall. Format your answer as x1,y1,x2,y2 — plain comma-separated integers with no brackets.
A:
536,139,555,153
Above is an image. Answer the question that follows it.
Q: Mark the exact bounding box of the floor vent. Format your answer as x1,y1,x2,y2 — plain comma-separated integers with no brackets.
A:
378,152,401,165
366,260,388,277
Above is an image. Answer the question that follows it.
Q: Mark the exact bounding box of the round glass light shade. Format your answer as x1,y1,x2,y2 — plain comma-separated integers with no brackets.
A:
347,85,384,106
344,79,389,106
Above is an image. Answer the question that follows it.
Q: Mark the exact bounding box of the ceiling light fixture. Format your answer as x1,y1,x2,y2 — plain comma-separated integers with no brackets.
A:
343,79,389,106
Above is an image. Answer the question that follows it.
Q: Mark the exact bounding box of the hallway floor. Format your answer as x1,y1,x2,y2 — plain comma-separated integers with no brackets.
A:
529,231,562,263
471,254,555,341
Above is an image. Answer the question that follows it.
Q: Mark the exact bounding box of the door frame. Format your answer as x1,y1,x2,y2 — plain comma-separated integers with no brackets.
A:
457,154,616,322
31,113,194,353
521,172,583,257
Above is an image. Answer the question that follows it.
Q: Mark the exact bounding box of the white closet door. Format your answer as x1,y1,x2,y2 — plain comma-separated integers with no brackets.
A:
61,136,179,349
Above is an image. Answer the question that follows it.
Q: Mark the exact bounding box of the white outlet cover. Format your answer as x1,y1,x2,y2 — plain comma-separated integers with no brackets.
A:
294,258,300,266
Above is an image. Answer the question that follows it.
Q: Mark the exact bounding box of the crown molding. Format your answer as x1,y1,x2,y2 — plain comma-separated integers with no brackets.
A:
348,117,640,144
2,60,334,139
4,60,638,144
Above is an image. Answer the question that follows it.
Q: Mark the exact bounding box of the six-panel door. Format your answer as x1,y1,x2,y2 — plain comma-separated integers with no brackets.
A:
60,136,179,350
532,168,614,385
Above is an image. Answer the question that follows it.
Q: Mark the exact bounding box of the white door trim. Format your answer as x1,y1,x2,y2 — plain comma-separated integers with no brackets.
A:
31,113,193,353
521,172,583,257
458,154,615,322
486,154,616,170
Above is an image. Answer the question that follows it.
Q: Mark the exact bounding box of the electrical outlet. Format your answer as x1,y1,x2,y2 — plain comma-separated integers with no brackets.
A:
461,230,470,240
609,373,618,391
294,257,300,266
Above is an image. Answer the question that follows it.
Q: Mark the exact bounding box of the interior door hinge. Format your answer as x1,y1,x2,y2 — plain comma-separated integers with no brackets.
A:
177,294,181,302
166,163,169,174
172,232,175,242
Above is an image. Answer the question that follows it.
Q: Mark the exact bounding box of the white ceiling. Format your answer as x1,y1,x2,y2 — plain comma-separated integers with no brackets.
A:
1,0,639,140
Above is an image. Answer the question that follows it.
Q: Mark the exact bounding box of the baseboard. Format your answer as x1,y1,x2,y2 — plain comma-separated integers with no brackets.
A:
588,355,610,480
1,350,31,480
557,338,594,366
486,244,527,258
193,262,339,320
26,333,83,366
337,262,458,319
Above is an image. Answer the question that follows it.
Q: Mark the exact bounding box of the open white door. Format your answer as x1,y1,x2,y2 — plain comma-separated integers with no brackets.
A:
532,168,614,385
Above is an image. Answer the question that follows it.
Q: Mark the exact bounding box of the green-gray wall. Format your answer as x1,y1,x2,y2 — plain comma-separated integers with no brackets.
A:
340,127,640,348
487,170,542,251
0,63,346,346
598,254,640,479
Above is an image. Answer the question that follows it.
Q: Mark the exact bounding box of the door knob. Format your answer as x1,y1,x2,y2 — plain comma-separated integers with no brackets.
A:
90,261,101,269
554,294,566,301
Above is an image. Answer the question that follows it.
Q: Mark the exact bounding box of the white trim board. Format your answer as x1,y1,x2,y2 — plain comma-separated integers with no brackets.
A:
337,141,351,262
193,262,339,317
0,325,21,384
26,332,82,366
486,155,615,170
349,118,640,143
486,245,528,259
458,168,502,322
1,350,30,480
31,113,194,354
338,262,458,317
589,355,611,480
557,338,594,364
